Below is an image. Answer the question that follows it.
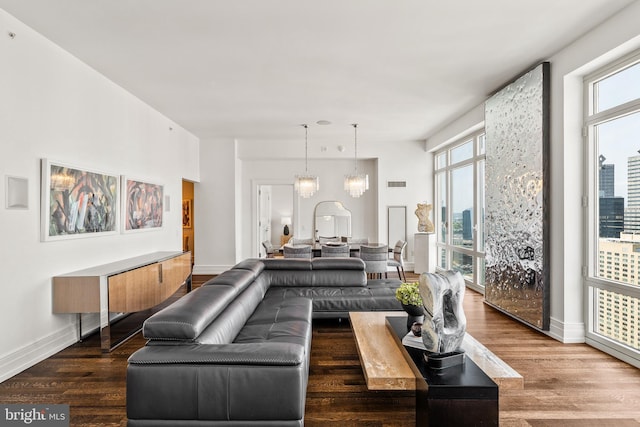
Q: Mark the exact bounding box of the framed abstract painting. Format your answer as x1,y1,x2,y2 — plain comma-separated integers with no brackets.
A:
41,159,119,241
182,199,192,229
122,177,164,232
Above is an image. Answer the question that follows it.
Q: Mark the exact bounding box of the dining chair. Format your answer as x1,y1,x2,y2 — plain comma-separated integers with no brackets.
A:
347,237,370,257
283,244,312,259
320,244,350,258
359,244,389,279
387,240,407,281
262,240,276,258
290,237,314,245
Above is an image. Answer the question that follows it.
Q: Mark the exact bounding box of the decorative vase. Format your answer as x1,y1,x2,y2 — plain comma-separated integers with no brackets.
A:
401,303,424,331
283,224,290,236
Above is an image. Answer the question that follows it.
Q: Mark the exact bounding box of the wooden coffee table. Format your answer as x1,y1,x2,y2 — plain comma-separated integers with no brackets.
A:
350,311,520,427
349,311,523,391
349,311,421,390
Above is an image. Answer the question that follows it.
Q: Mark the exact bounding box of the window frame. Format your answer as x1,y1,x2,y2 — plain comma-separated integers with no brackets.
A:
434,129,486,293
584,49,640,367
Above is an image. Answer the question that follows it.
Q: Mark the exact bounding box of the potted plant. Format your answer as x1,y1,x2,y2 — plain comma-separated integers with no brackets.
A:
395,282,424,317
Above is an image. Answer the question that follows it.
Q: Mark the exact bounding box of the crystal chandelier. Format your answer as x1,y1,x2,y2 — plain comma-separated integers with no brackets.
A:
294,124,319,198
344,123,369,198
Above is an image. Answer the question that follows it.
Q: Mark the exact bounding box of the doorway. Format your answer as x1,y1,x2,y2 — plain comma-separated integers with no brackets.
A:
257,183,294,257
182,180,195,265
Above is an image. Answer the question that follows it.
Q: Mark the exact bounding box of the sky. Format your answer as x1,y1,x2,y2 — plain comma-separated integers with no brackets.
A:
594,61,640,203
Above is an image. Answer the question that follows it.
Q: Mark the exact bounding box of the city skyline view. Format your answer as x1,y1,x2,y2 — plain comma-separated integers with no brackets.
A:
597,61,640,204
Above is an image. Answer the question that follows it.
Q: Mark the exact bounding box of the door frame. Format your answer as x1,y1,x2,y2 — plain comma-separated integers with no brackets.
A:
253,180,297,258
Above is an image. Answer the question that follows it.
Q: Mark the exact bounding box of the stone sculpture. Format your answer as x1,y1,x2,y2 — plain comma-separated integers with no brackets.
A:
418,270,467,354
415,203,434,233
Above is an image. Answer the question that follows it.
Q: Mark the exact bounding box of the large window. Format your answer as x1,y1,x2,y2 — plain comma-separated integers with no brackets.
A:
585,52,640,367
435,130,485,292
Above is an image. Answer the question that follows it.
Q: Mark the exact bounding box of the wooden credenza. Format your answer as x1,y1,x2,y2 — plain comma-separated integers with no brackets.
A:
53,251,192,352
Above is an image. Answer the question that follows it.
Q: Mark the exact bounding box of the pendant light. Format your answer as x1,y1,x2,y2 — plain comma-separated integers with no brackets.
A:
344,123,369,198
294,124,319,198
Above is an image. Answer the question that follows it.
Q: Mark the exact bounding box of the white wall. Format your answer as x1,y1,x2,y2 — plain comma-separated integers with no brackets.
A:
194,138,430,273
0,10,199,381
425,1,640,344
375,141,433,261
195,139,237,272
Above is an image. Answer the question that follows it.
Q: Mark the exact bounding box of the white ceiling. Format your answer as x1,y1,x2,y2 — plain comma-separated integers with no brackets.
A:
1,0,636,145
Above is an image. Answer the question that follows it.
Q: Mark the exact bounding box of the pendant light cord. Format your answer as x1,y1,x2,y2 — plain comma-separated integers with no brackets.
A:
352,123,358,174
303,124,309,173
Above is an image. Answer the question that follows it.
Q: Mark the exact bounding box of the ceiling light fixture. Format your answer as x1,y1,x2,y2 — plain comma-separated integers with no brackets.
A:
344,123,369,198
294,124,319,198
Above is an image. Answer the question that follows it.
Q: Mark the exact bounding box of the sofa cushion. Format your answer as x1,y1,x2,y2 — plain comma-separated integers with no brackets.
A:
263,258,367,288
311,269,366,287
143,286,238,341
311,257,365,270
263,270,314,288
144,269,263,342
127,343,307,423
235,320,311,346
237,297,312,349
264,283,402,314
203,268,256,288
245,297,312,325
195,276,269,344
262,258,313,271
231,258,265,278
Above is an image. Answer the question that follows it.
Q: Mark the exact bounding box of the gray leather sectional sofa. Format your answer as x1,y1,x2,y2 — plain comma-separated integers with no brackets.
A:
126,257,402,426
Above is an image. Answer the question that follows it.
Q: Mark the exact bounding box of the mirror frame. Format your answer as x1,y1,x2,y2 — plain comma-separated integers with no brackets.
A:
388,205,407,256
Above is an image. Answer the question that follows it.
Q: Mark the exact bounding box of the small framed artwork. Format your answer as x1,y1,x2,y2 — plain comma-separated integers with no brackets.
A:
182,199,192,228
41,159,119,241
122,177,164,232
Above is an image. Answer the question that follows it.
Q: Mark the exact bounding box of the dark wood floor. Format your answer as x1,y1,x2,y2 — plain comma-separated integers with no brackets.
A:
1,273,640,426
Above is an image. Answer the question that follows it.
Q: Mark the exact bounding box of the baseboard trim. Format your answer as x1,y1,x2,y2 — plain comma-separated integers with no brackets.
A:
548,316,585,343
404,262,416,274
0,322,78,383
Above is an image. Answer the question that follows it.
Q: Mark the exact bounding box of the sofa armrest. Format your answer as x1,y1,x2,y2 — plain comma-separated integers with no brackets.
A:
127,343,308,423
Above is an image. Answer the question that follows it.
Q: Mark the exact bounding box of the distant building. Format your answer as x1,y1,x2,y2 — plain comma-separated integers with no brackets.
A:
597,289,639,350
597,233,640,350
462,209,473,241
625,156,640,232
599,156,623,237
599,197,624,238
628,155,640,208
599,155,615,198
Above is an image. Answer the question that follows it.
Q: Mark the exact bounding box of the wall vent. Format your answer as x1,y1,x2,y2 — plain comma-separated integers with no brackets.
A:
387,181,407,188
